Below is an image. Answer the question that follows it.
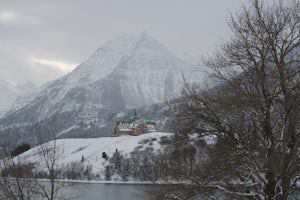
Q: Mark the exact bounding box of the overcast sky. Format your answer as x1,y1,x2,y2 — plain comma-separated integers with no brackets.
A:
0,0,246,86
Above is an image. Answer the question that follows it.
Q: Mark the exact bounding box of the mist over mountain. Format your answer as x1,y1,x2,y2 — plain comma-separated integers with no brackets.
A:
0,33,206,146
0,80,37,115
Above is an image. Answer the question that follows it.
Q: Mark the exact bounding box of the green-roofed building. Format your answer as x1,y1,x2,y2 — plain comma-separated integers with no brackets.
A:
112,116,157,136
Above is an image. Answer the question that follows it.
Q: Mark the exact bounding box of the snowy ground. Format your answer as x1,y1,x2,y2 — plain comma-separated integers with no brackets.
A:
20,132,173,179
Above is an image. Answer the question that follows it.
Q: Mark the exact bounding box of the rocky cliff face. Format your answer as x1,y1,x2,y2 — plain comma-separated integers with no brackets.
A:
0,33,205,146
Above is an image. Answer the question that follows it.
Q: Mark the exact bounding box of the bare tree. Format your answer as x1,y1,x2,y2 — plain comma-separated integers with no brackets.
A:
166,0,300,199
0,139,73,200
33,140,68,200
0,145,37,200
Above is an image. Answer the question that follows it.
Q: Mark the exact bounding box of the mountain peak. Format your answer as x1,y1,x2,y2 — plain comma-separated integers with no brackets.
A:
94,32,167,56
68,33,169,85
134,32,169,53
137,32,154,41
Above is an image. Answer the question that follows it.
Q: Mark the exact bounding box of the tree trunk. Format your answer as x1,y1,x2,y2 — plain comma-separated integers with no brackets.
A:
265,147,277,200
265,169,276,200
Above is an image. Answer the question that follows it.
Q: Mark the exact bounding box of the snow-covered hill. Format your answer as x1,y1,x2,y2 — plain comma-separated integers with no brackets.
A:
20,132,173,179
0,33,205,146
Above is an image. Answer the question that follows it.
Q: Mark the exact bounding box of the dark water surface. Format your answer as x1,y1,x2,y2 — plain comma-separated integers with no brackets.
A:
1,182,299,200
64,183,145,200
64,183,300,200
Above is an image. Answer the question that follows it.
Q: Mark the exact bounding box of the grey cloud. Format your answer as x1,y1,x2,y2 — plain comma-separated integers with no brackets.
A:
0,0,244,86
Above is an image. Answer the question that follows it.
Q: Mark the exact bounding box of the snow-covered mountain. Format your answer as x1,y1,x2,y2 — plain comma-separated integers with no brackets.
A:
0,33,205,146
0,80,36,115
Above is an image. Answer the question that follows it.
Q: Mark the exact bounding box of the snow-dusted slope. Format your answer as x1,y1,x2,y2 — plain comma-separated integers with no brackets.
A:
20,132,173,177
0,33,205,145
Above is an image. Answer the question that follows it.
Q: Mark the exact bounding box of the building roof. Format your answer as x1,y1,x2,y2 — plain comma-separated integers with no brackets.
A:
115,117,156,131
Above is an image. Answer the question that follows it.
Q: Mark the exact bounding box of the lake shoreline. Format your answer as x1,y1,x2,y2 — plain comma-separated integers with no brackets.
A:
57,179,156,185
33,178,300,189
32,178,171,185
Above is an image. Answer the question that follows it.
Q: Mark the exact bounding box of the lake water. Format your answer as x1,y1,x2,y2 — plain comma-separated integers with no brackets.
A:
63,183,146,200
64,183,300,200
1,182,299,200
